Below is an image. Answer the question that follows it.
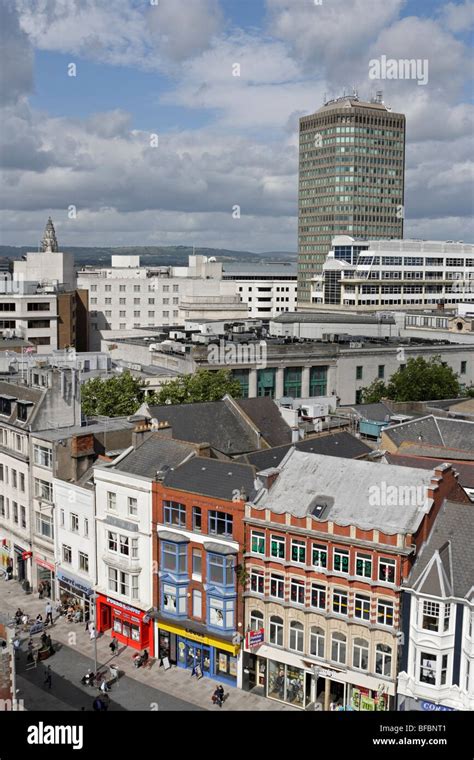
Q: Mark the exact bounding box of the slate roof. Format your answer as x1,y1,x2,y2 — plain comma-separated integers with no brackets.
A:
407,500,474,599
144,400,258,456
234,397,292,447
343,402,393,422
239,432,371,470
0,380,44,428
383,415,474,453
385,453,474,489
163,456,257,501
114,435,196,478
250,449,437,534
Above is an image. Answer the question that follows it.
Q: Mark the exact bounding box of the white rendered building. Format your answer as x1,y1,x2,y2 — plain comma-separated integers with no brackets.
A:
311,236,474,310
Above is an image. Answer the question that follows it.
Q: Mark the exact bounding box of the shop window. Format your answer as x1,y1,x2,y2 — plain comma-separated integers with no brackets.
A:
332,589,348,616
251,530,265,555
249,610,264,631
353,638,369,670
289,621,304,653
310,583,326,610
291,539,306,564
331,632,346,665
250,569,264,594
164,501,186,528
375,644,392,678
290,578,305,605
267,660,304,707
269,616,283,646
162,583,187,617
378,557,396,583
207,553,234,588
192,506,202,532
215,650,238,681
355,553,372,578
209,510,233,538
161,541,187,575
333,548,349,573
312,544,327,568
377,599,394,627
270,574,284,599
270,534,285,559
208,596,234,631
354,594,371,621
310,626,325,659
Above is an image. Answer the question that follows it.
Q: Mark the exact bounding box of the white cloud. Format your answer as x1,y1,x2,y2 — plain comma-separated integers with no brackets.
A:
437,1,474,33
0,1,34,105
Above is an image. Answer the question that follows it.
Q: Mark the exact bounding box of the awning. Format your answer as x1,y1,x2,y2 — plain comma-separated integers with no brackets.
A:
158,620,240,655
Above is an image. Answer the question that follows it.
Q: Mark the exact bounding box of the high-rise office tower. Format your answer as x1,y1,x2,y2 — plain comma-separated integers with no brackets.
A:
297,94,406,305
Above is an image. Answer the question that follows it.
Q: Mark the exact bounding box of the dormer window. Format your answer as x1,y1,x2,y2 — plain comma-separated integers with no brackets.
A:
17,400,33,422
0,396,15,416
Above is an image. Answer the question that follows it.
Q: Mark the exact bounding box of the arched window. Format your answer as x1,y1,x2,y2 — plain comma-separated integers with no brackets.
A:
269,616,283,646
331,632,346,664
289,621,304,653
310,626,325,659
249,610,263,632
353,637,369,670
375,643,392,677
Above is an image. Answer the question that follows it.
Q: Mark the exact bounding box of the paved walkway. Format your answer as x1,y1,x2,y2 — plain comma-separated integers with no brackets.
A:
0,579,295,711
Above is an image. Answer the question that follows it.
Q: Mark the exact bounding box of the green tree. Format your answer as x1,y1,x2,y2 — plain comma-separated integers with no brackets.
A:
359,356,461,403
360,379,387,404
156,369,242,405
81,371,147,417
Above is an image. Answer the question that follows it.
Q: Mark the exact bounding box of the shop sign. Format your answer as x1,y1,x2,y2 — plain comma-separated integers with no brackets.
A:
21,552,32,560
57,569,93,597
316,667,341,678
105,597,142,616
421,701,455,712
35,557,54,571
246,628,264,648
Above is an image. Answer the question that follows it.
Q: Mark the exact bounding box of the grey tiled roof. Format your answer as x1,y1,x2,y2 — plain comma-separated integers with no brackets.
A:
145,400,258,455
240,432,371,470
235,397,292,447
383,415,474,453
384,453,474,489
114,435,196,478
408,500,474,599
250,450,436,534
163,456,256,501
344,402,393,422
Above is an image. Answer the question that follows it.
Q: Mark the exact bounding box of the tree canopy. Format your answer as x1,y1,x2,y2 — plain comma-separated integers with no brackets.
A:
360,356,461,403
155,368,242,405
81,371,147,417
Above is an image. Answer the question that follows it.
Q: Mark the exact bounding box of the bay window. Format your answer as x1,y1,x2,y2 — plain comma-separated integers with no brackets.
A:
208,596,235,630
162,582,187,616
161,541,187,575
208,553,234,588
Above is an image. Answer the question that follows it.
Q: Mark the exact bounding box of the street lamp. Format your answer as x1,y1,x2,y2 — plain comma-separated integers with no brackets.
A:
89,592,98,676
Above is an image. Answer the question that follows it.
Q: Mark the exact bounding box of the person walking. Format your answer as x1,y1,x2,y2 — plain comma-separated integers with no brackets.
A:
44,665,52,689
109,635,118,657
89,623,96,641
45,601,53,626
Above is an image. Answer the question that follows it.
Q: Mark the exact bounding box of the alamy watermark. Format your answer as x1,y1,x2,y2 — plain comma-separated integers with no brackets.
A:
369,481,427,507
207,339,267,369
369,56,429,86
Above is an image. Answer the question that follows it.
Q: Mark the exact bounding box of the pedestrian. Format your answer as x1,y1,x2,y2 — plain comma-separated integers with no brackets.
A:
38,581,44,599
109,636,118,657
6,562,13,581
45,601,53,626
13,637,21,660
44,665,52,689
84,613,90,633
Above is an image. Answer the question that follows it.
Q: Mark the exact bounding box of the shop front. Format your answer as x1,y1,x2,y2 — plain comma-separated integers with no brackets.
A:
157,621,240,686
35,556,55,598
95,595,154,655
0,539,11,571
397,695,456,712
56,569,93,618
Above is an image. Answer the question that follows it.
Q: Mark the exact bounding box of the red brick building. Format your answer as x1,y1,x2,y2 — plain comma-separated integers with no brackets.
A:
242,451,468,710
152,456,256,686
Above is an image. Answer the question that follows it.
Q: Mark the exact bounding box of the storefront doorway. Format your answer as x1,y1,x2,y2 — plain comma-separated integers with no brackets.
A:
96,595,153,654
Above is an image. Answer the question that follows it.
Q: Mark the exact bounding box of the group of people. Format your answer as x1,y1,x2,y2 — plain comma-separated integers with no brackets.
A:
38,580,51,599
212,685,225,708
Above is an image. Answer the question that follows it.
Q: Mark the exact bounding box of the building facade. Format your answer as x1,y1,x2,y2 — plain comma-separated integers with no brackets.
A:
298,96,405,303
241,451,467,710
222,264,297,318
311,236,474,309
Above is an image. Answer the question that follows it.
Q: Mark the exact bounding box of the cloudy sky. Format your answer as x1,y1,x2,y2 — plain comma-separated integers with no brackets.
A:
0,0,473,251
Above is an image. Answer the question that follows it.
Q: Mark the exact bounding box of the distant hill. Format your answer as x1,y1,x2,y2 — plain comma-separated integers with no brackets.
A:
0,245,297,267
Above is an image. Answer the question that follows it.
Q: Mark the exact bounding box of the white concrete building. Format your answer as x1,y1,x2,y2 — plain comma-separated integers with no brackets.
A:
398,500,474,712
222,263,297,318
311,236,474,310
53,474,96,617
